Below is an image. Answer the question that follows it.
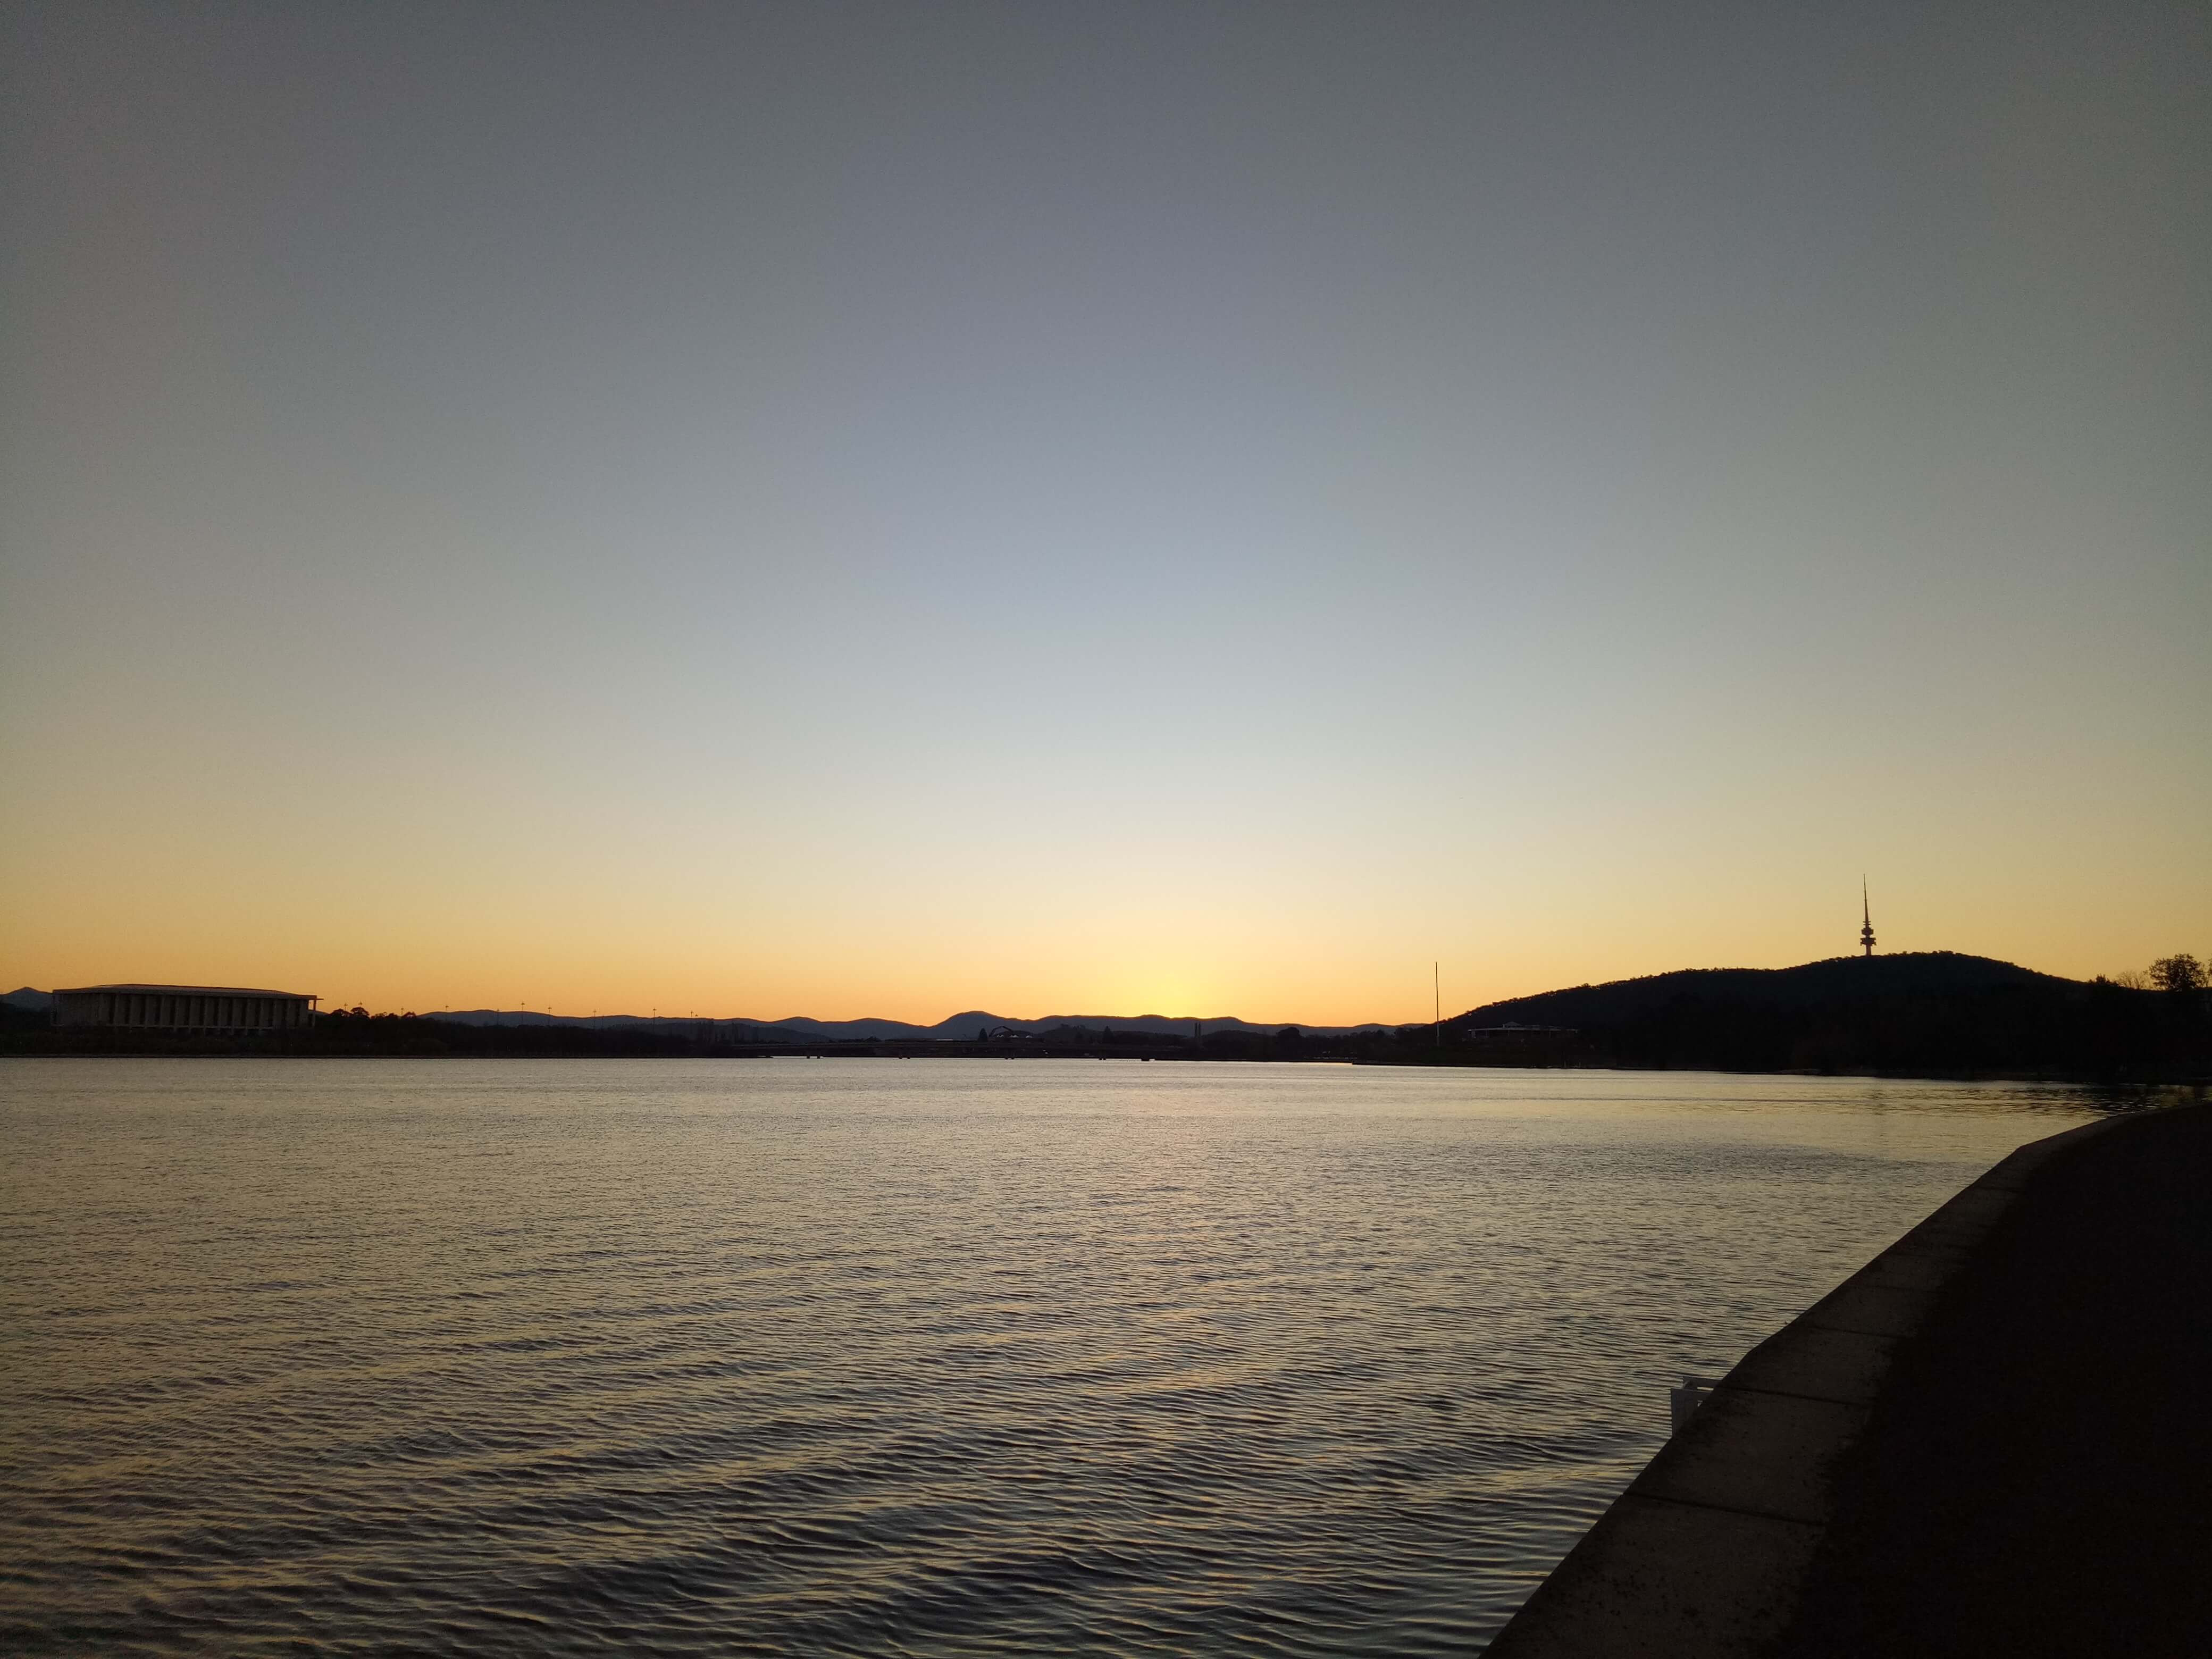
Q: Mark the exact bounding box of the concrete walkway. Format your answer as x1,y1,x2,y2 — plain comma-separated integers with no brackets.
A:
1485,1104,2212,1657
1775,1102,2211,1657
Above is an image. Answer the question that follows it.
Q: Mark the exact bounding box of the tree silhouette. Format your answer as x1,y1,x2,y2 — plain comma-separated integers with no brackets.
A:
2149,954,2205,994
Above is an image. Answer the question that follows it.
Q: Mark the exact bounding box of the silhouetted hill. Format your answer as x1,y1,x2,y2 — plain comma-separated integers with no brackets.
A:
1447,952,2201,1079
4,987,53,1010
1458,953,2071,1029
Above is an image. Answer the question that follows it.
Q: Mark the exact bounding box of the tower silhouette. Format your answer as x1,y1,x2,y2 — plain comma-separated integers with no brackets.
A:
1861,879,1876,957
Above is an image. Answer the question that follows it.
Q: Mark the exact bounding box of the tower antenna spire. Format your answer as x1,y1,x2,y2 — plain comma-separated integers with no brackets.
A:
1861,878,1876,957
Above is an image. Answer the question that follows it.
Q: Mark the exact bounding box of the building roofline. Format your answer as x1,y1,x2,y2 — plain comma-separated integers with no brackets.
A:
55,984,317,999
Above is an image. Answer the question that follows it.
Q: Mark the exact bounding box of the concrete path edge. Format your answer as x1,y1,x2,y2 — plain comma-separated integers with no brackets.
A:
1480,1112,2134,1658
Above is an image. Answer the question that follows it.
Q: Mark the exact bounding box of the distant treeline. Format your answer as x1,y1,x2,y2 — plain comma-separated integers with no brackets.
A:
5,952,2205,1081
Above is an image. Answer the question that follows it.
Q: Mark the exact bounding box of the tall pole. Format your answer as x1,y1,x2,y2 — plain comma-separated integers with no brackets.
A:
1434,961,1442,1048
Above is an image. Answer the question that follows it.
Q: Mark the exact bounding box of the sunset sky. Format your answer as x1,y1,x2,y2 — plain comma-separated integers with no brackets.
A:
4,2,2206,1024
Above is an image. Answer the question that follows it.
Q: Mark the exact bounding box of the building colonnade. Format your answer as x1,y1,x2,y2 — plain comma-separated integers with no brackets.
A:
54,986,317,1032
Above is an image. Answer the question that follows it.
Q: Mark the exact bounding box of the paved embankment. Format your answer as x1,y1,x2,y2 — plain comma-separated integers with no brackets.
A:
1485,1103,2212,1658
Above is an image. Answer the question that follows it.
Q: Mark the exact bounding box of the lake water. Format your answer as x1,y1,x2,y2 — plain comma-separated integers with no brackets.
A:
0,1058,2104,1654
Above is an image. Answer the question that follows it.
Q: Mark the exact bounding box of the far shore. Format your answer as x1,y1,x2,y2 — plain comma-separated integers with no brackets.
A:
4,1030,2205,1095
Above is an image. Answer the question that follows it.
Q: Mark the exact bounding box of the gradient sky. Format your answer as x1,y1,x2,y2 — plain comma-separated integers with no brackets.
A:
4,2,2206,1023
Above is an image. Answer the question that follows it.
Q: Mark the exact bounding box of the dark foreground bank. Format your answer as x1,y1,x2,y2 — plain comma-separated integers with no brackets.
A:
1775,1102,2212,1658
1487,1103,2212,1657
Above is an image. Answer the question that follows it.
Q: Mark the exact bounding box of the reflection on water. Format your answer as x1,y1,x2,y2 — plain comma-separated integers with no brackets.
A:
0,1059,2099,1654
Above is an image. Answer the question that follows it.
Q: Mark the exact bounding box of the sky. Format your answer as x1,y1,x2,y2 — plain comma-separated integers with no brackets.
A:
4,1,2206,1024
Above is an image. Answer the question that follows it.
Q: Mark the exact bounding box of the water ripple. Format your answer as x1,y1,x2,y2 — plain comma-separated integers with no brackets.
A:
0,1058,2099,1653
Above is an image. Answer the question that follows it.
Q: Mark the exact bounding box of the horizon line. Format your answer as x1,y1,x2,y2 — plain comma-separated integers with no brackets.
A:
11,948,2040,1028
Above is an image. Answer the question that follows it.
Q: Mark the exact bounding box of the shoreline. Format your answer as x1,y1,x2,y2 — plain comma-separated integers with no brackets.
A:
3,1040,2203,1093
1,1040,2204,1093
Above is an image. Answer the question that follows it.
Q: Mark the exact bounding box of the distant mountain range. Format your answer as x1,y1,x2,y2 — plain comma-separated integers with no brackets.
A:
388,956,2094,1037
0,954,2098,1038
423,1008,1393,1039
0,985,1388,1035
0,987,1394,1035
